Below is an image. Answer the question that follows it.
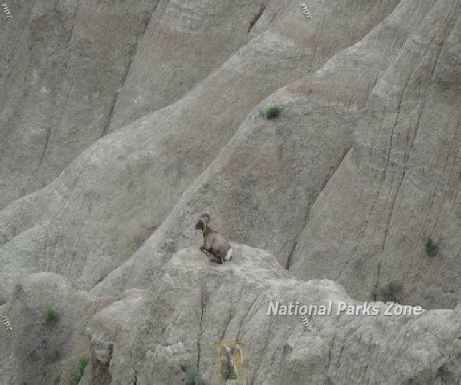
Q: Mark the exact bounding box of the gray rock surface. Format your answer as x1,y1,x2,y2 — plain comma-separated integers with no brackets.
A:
1,272,118,385
0,0,399,298
289,0,461,308
0,0,398,209
0,0,156,208
102,246,461,385
92,0,461,309
0,0,460,384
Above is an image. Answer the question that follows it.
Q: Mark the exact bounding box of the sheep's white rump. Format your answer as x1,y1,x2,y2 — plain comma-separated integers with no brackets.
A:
224,248,233,262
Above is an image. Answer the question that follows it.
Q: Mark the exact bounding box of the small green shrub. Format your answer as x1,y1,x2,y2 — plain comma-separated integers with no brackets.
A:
78,357,89,374
71,357,89,385
262,105,282,120
185,367,207,385
45,306,59,324
425,238,439,257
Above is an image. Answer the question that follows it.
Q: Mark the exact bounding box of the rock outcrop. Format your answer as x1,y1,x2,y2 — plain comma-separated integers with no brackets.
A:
289,0,461,308
94,246,461,385
2,244,461,385
0,0,402,298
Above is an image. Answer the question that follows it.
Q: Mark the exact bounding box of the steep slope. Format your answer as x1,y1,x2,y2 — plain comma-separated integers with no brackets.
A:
92,0,454,303
3,246,460,385
94,246,461,385
0,0,399,209
108,0,401,131
290,0,461,309
0,0,399,298
0,0,156,208
0,273,99,385
107,0,268,131
0,1,460,383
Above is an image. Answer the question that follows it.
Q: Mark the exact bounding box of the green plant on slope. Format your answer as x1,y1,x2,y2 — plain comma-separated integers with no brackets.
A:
425,238,439,257
71,357,89,385
262,105,282,120
45,306,59,324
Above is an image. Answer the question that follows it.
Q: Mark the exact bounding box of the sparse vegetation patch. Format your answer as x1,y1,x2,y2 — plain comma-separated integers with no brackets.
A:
45,306,59,324
71,357,89,385
425,238,439,257
262,105,282,120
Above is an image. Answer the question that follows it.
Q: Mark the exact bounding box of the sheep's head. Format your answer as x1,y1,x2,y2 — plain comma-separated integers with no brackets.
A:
195,213,210,231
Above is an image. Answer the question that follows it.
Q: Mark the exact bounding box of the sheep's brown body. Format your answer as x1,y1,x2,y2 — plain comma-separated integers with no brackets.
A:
195,214,232,264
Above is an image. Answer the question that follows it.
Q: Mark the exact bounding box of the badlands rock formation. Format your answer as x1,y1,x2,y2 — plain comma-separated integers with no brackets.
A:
3,246,461,385
0,0,460,384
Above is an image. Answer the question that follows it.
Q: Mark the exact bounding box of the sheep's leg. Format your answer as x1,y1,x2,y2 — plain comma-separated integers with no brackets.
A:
200,247,219,263
209,251,223,264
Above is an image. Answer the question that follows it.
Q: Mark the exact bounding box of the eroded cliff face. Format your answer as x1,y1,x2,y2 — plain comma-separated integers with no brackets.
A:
3,247,461,385
0,0,460,384
106,246,461,385
289,0,461,308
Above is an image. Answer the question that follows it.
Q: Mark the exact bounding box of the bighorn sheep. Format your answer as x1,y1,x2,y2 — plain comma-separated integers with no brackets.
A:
195,213,232,264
